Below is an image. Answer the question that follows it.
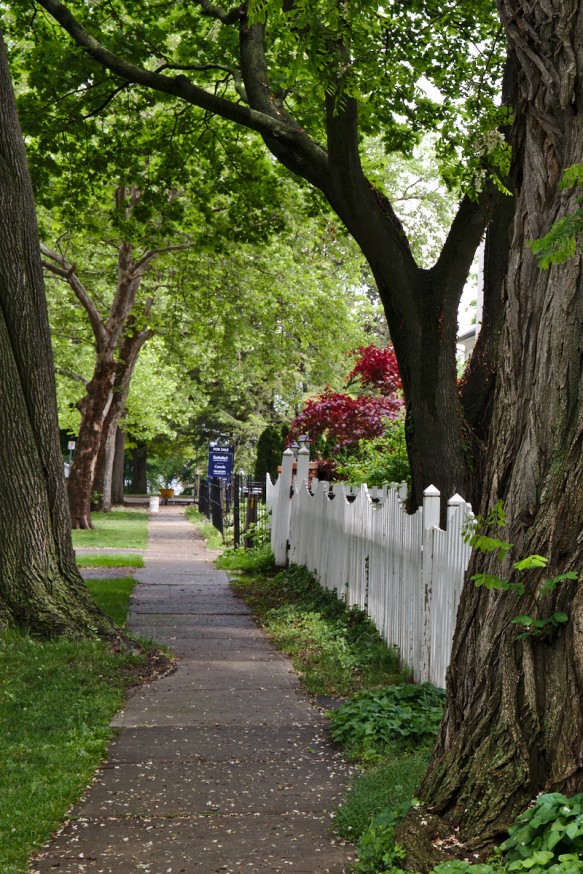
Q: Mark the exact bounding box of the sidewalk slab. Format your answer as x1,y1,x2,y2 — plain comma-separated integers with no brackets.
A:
34,813,353,873
32,507,355,873
75,757,349,817
107,724,339,764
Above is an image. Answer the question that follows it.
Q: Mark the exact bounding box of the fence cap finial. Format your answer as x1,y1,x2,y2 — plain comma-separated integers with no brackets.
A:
282,448,294,457
423,484,440,497
448,493,466,506
297,445,310,457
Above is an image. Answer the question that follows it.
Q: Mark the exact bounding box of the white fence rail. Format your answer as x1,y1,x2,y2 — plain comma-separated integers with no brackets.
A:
266,448,473,687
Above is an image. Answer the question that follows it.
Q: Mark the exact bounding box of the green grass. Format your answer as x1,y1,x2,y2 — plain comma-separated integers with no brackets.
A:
85,577,136,626
77,553,144,568
334,750,430,842
185,506,225,551
0,630,145,874
0,573,146,872
71,508,148,550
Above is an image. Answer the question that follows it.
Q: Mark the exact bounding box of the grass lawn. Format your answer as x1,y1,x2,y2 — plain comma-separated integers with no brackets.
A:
0,577,144,874
85,577,136,627
71,508,148,550
77,553,145,569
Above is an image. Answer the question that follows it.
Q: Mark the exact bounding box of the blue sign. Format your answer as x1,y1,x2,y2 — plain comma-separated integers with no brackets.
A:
208,445,234,480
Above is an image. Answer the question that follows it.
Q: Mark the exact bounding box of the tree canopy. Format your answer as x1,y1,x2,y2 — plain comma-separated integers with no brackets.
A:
21,0,508,510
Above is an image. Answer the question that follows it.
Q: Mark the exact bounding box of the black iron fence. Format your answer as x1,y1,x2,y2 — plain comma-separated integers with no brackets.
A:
197,474,267,547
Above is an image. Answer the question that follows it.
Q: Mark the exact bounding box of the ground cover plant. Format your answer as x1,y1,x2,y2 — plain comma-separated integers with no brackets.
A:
349,791,583,874
0,579,143,874
71,508,149,550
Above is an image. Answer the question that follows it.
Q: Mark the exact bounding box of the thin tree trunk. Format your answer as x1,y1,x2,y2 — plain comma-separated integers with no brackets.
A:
129,443,148,494
0,30,119,638
111,426,125,505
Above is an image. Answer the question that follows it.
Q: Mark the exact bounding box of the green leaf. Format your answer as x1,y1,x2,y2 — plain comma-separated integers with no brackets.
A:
551,612,569,624
471,573,511,590
514,555,549,571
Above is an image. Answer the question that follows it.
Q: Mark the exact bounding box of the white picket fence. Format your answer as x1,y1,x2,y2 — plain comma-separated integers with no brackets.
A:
267,447,473,687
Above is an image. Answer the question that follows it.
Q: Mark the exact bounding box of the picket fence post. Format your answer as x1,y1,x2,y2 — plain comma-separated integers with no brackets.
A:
273,448,294,566
296,445,310,490
419,485,440,683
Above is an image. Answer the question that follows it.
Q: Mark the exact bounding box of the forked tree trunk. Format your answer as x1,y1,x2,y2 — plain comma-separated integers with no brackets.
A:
399,3,583,865
93,326,151,511
0,31,119,639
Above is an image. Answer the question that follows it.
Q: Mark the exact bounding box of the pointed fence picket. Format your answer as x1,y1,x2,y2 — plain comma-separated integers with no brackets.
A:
266,455,473,687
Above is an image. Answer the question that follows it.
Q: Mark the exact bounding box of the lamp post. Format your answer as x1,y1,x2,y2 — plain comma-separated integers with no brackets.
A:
297,434,310,454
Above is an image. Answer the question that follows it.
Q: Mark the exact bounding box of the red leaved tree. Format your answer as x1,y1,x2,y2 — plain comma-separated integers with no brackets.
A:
288,345,404,475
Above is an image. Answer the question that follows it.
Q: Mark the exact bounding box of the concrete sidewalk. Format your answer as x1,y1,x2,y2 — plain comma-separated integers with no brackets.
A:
33,506,355,873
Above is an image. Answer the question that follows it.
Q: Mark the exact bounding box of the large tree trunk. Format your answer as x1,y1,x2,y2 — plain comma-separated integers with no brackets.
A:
399,3,583,865
0,30,119,639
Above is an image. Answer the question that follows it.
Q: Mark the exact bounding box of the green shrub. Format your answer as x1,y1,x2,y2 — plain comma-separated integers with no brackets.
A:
329,683,445,756
501,793,583,872
335,417,410,488
216,544,275,573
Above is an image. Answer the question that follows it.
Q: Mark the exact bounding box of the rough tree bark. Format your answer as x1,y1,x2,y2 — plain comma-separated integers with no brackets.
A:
0,30,119,638
399,2,583,865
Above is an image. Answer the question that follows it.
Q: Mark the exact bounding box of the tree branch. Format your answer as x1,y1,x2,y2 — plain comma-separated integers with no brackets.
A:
35,0,306,146
238,20,330,187
82,81,130,119
156,60,248,102
132,242,194,273
55,366,88,387
198,0,244,25
40,243,108,348
431,186,497,305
